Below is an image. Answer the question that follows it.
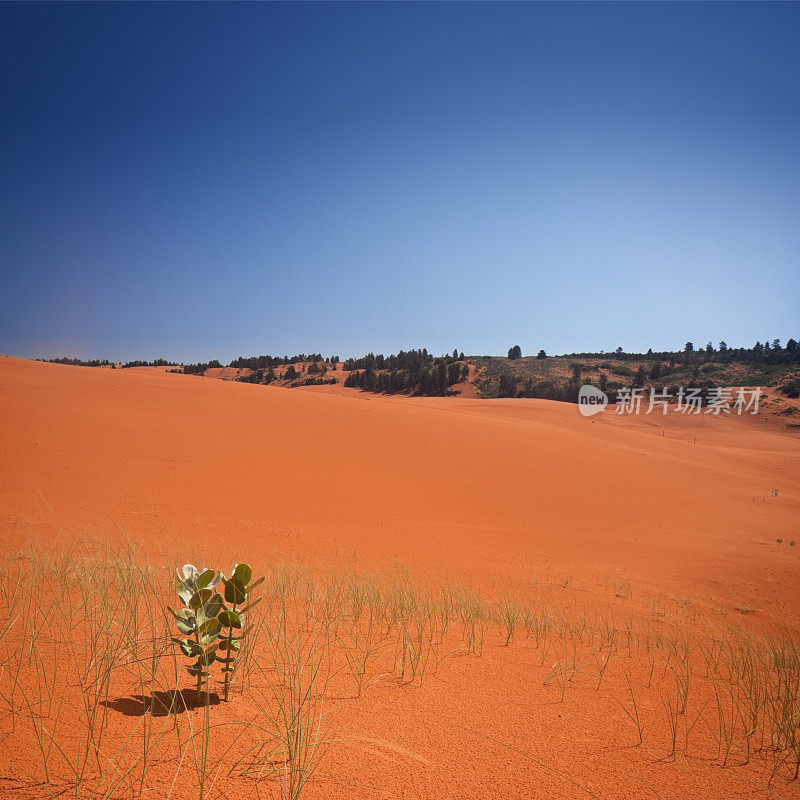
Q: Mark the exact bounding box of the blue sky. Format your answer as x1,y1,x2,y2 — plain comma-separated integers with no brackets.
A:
1,2,798,363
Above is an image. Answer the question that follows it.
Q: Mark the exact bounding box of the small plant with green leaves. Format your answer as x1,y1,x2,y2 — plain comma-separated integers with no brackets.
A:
218,563,263,701
170,565,224,703
169,562,264,705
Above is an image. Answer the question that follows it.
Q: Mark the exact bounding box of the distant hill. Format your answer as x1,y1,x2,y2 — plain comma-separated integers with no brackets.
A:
470,351,800,401
218,341,800,403
38,340,800,415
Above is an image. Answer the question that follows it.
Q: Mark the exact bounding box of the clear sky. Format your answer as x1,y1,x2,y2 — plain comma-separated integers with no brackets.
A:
1,2,798,363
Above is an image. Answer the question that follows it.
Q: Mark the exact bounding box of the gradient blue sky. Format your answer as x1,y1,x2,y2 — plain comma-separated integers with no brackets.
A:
1,2,798,363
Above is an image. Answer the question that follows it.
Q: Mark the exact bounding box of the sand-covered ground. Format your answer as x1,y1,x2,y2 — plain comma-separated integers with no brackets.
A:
1,355,798,799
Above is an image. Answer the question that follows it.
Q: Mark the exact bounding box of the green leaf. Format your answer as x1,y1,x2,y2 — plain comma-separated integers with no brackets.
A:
218,608,242,629
223,577,246,605
197,616,221,645
202,593,223,618
198,616,221,635
180,564,199,583
196,569,217,590
233,563,252,586
198,634,213,646
174,609,195,635
170,606,196,629
179,640,202,657
189,589,213,610
178,586,193,605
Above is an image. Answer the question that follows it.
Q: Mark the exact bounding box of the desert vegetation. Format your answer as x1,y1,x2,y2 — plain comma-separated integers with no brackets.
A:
0,539,797,799
341,348,467,395
37,340,800,410
194,338,800,406
343,352,469,395
475,338,800,401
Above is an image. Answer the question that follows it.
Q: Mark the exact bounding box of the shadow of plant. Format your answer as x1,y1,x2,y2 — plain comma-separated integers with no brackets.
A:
102,688,221,717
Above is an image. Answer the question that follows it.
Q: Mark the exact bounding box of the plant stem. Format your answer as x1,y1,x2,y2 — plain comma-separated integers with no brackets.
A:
223,602,237,701
195,616,203,704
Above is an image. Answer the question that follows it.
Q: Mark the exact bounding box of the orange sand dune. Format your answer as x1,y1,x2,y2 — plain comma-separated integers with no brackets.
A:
1,355,797,615
2,355,800,800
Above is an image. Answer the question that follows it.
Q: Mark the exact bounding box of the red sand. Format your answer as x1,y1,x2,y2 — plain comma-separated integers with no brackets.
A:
2,356,797,615
1,355,799,799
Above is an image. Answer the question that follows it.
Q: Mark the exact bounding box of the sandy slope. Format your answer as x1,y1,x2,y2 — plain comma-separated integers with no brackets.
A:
1,355,797,615
1,355,799,800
